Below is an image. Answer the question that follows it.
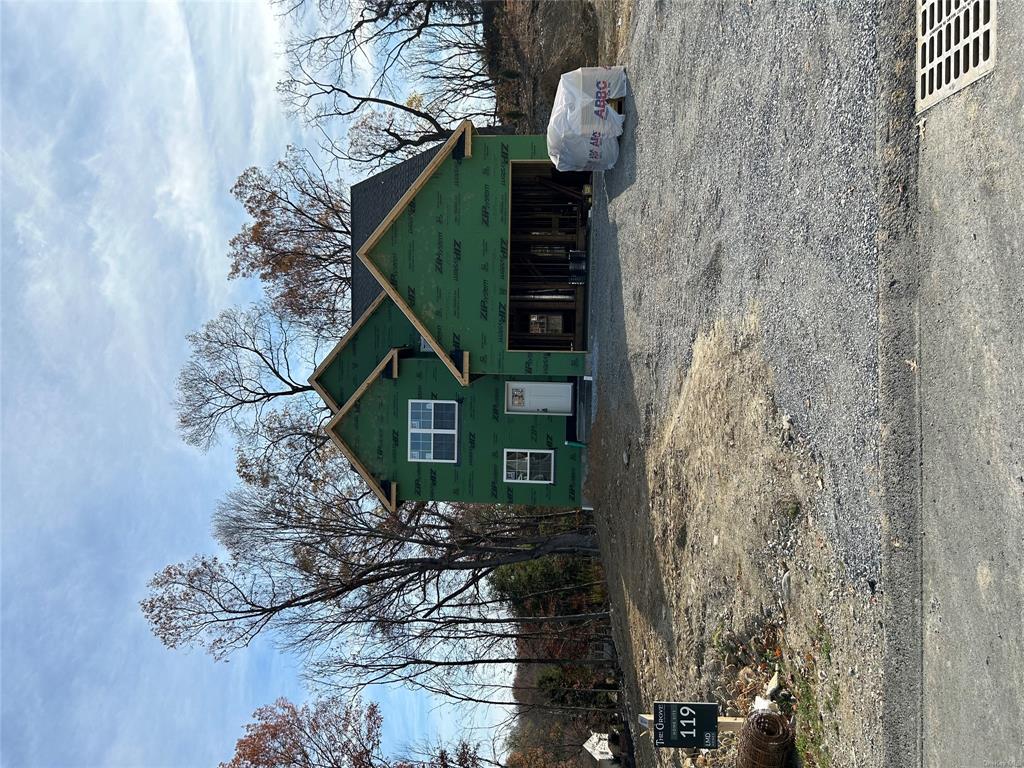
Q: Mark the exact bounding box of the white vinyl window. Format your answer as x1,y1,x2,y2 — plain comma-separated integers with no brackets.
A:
503,449,555,484
408,400,458,462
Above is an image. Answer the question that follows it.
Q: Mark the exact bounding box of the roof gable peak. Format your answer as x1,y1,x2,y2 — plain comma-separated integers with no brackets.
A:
356,120,474,386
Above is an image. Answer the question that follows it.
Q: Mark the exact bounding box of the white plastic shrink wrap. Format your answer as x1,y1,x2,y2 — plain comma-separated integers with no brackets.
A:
546,66,628,172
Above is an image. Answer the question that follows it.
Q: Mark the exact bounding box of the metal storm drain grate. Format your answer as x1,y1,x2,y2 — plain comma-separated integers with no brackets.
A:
917,0,996,113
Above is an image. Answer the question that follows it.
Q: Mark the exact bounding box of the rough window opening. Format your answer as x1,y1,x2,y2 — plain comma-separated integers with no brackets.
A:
917,0,996,113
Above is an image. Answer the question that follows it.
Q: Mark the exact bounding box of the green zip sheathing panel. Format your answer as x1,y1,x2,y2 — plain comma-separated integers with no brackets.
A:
315,299,421,410
332,357,582,506
364,134,585,378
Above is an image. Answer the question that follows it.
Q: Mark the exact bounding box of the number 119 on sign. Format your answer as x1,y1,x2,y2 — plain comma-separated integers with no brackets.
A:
677,706,697,739
651,701,719,749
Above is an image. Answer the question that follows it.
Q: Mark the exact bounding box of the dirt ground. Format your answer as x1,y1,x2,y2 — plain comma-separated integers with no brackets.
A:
489,0,632,131
494,0,1024,765
586,314,884,767
577,1,898,765
491,1,911,765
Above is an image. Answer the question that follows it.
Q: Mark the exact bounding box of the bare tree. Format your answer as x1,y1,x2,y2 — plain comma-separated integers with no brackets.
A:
221,694,483,768
141,489,608,698
230,147,352,335
232,403,337,494
276,0,499,169
175,303,322,450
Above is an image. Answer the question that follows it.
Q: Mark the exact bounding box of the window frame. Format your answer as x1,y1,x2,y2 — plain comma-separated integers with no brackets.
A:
407,400,459,463
503,449,555,484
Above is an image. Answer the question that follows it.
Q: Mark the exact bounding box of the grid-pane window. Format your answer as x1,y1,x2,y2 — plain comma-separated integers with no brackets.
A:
503,449,555,484
408,400,458,462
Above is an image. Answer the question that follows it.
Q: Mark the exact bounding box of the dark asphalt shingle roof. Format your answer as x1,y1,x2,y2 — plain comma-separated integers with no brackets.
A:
350,145,443,323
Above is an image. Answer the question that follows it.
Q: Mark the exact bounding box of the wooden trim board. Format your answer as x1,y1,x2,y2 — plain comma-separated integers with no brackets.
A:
356,252,470,386
357,121,473,258
324,347,402,512
334,348,398,421
355,120,474,387
326,430,396,513
308,291,388,412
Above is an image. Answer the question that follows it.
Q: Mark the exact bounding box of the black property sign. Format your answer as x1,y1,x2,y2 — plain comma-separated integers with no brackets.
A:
652,702,720,749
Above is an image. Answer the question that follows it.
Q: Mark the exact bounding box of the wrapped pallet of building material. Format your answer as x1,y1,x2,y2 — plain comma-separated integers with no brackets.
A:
546,66,628,171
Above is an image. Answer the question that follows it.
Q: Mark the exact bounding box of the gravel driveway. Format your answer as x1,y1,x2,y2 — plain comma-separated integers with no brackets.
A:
584,2,924,765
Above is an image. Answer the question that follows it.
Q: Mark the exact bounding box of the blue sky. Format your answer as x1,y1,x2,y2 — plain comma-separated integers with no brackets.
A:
0,3,450,766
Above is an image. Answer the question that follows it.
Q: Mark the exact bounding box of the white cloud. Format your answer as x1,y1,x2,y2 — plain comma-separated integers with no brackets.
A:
1,3,311,767
2,4,475,766
242,2,295,160
4,137,83,358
